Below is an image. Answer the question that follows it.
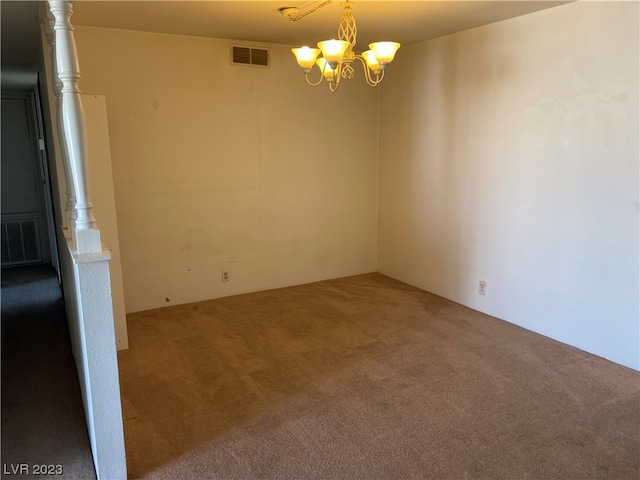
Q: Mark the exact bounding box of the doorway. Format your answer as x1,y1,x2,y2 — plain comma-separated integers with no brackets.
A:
1,89,58,270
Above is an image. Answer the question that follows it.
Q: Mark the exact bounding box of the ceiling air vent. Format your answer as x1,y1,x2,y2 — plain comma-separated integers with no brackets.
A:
231,45,270,67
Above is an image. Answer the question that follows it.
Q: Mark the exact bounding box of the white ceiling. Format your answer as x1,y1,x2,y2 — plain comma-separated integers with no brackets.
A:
1,0,572,75
71,1,571,49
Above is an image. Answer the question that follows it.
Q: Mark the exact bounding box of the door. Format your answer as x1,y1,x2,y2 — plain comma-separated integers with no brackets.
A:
1,90,53,267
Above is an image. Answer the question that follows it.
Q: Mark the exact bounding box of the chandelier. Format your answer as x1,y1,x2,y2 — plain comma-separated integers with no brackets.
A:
285,1,400,92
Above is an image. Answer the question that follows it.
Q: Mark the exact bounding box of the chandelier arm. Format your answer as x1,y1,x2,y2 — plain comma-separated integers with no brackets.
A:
325,62,342,91
304,66,325,86
354,56,384,87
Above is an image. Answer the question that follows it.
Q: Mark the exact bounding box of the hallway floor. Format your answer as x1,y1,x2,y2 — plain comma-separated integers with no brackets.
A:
1,264,96,479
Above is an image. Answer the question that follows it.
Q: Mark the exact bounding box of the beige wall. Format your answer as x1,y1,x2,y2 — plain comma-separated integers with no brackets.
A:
378,1,639,369
74,3,639,370
83,95,129,350
74,27,379,313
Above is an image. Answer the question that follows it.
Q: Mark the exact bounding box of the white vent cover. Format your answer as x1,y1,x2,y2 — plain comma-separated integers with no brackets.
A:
1,218,42,266
231,45,270,67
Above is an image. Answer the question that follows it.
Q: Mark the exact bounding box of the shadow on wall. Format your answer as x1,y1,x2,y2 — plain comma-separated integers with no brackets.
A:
400,27,515,300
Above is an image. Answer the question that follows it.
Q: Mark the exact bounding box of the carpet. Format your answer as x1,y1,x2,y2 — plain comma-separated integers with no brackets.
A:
1,264,96,480
119,273,639,479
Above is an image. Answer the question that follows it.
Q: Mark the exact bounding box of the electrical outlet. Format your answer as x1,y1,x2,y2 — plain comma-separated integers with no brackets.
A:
221,270,230,282
479,280,486,295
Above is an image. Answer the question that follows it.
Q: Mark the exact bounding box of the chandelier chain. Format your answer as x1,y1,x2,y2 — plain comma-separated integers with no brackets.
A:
288,0,334,22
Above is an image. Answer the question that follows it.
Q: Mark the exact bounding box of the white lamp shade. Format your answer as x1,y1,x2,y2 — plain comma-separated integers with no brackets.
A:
317,39,350,63
316,58,335,80
362,50,381,73
369,42,401,65
292,46,321,70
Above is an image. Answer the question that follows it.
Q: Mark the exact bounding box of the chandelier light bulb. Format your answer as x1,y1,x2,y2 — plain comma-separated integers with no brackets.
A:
292,46,321,72
362,50,382,75
316,57,336,80
369,42,401,67
317,39,350,67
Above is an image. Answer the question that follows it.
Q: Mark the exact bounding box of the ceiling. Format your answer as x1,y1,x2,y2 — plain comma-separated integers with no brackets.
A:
70,1,571,49
2,0,572,76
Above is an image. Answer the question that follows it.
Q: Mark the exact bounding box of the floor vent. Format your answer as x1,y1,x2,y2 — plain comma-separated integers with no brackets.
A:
1,219,42,266
231,45,269,67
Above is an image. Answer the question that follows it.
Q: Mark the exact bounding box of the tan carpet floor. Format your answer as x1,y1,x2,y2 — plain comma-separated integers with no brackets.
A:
119,273,639,479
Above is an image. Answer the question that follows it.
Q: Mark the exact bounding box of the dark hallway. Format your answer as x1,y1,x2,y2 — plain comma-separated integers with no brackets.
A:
1,264,96,479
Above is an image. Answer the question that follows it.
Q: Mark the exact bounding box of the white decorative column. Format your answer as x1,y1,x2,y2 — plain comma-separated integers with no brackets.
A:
49,0,101,254
45,13,76,240
45,4,128,478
